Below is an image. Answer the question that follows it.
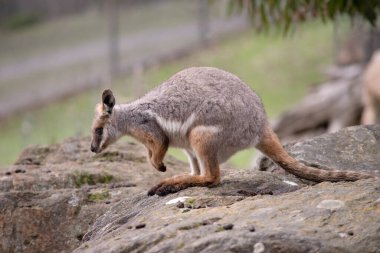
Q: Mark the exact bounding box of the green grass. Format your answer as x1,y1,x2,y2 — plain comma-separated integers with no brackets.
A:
0,21,334,168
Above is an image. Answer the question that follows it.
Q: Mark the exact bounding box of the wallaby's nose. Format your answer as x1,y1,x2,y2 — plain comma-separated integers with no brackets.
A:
90,145,97,153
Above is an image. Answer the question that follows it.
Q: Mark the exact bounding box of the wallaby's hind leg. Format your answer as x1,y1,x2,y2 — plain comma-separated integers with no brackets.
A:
148,127,221,196
183,149,201,175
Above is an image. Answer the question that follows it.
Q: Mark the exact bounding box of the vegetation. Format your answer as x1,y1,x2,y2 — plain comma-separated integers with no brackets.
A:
88,189,110,202
229,0,380,33
0,20,334,168
1,13,40,30
73,170,114,188
73,171,96,187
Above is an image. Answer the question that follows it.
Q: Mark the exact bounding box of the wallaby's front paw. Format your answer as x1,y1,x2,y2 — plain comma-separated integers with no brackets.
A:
158,163,166,172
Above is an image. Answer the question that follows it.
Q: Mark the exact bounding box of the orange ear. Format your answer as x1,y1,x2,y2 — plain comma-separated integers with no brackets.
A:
95,103,103,115
102,89,115,114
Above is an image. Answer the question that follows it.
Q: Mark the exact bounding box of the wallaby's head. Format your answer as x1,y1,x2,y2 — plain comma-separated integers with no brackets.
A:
90,89,119,153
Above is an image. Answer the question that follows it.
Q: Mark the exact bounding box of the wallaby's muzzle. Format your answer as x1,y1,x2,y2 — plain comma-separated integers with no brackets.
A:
90,129,104,153
90,142,103,153
90,145,97,153
90,144,99,153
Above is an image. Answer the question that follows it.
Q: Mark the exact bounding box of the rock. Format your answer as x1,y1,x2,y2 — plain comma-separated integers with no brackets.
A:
2,125,380,253
316,199,345,211
0,190,103,253
176,202,185,208
1,137,185,193
0,137,188,253
362,50,380,124
253,242,265,253
257,125,380,178
222,224,234,230
135,224,146,229
72,177,380,253
70,125,379,253
272,64,363,141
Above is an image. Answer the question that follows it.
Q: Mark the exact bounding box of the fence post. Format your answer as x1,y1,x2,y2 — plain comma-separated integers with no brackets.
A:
107,0,121,85
198,0,210,47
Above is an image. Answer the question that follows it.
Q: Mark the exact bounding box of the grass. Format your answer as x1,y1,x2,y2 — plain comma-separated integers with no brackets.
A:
0,20,334,168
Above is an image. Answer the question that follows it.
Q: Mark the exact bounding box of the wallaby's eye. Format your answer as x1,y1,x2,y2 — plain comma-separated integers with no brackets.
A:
95,127,103,135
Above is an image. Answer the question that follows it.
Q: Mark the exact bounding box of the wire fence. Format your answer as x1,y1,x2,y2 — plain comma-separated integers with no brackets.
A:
0,0,248,121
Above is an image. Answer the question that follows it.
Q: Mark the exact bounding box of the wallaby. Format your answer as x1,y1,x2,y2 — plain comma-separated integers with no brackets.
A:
90,67,373,196
362,50,380,125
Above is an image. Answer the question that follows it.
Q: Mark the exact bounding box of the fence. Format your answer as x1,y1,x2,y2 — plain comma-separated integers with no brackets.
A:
0,0,248,120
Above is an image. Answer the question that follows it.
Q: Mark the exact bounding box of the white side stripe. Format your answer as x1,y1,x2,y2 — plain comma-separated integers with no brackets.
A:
147,111,196,136
146,111,220,148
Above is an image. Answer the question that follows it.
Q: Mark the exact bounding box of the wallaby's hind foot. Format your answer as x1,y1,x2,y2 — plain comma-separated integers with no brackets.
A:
147,175,219,196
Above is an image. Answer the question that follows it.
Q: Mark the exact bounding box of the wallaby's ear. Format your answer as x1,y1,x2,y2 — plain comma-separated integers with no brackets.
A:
102,89,115,115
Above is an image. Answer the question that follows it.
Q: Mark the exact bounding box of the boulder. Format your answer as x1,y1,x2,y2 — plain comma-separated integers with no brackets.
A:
72,125,380,253
362,50,380,124
0,137,187,253
73,178,380,253
257,125,380,177
1,126,380,253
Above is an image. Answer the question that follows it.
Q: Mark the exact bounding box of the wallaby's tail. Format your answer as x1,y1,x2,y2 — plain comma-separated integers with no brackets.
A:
256,125,373,182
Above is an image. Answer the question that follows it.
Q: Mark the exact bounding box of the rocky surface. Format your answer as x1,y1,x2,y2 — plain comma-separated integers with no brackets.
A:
257,125,380,178
73,125,380,253
74,178,380,253
0,137,187,253
1,125,380,253
272,64,364,142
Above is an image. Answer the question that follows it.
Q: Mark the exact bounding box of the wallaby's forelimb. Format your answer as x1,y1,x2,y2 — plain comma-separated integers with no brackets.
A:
130,124,168,172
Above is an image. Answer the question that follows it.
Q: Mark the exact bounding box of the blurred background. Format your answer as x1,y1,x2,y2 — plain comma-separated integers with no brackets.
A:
0,0,379,168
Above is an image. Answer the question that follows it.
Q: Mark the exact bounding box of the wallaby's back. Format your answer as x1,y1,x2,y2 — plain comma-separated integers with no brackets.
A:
145,67,373,181
137,67,267,159
92,67,374,197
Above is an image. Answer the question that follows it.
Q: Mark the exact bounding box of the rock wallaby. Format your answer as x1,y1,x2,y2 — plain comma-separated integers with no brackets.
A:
90,67,373,196
362,50,380,125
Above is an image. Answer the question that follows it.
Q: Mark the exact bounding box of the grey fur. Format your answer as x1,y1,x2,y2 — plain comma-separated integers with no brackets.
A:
105,67,267,162
91,67,373,189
